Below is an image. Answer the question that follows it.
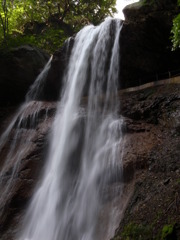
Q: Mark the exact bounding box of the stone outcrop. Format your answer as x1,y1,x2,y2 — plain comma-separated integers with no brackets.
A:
0,45,49,106
120,0,180,88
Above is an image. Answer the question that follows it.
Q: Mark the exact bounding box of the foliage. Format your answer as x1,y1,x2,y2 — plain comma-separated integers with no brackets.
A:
112,221,178,240
121,222,153,240
171,0,180,50
0,0,117,53
171,13,180,50
161,224,175,240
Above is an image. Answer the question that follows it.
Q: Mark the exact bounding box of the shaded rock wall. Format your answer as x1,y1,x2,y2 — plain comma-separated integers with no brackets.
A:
0,45,49,106
120,0,180,88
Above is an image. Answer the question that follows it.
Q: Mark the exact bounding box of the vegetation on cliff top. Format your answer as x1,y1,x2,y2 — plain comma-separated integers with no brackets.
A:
0,0,117,53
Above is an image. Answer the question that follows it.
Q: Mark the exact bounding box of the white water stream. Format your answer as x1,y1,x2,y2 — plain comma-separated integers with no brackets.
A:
19,18,124,240
0,57,52,211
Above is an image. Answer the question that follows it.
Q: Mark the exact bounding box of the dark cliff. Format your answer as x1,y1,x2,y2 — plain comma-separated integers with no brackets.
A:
120,0,180,88
0,45,49,106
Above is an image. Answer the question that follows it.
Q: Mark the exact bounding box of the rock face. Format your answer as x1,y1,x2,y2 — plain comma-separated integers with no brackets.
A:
119,0,180,88
0,45,49,106
112,82,180,239
0,81,179,240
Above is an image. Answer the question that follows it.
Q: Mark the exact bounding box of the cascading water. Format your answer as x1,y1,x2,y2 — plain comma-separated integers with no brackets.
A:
0,57,52,218
0,56,52,153
19,18,124,240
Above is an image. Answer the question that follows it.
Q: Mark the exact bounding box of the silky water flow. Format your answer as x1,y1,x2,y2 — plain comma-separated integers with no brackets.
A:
0,56,52,218
14,18,123,240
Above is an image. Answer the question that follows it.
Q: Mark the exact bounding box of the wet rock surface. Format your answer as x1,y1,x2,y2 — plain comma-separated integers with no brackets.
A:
112,83,180,239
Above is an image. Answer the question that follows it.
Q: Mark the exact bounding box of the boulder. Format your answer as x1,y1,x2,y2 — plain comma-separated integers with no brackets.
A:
123,0,178,21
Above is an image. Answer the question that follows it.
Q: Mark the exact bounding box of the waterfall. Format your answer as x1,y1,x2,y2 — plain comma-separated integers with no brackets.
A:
0,56,52,152
0,57,52,218
19,18,124,240
26,56,53,101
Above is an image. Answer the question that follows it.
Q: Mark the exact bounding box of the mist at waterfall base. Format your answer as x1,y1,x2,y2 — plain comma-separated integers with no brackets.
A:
0,18,124,240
